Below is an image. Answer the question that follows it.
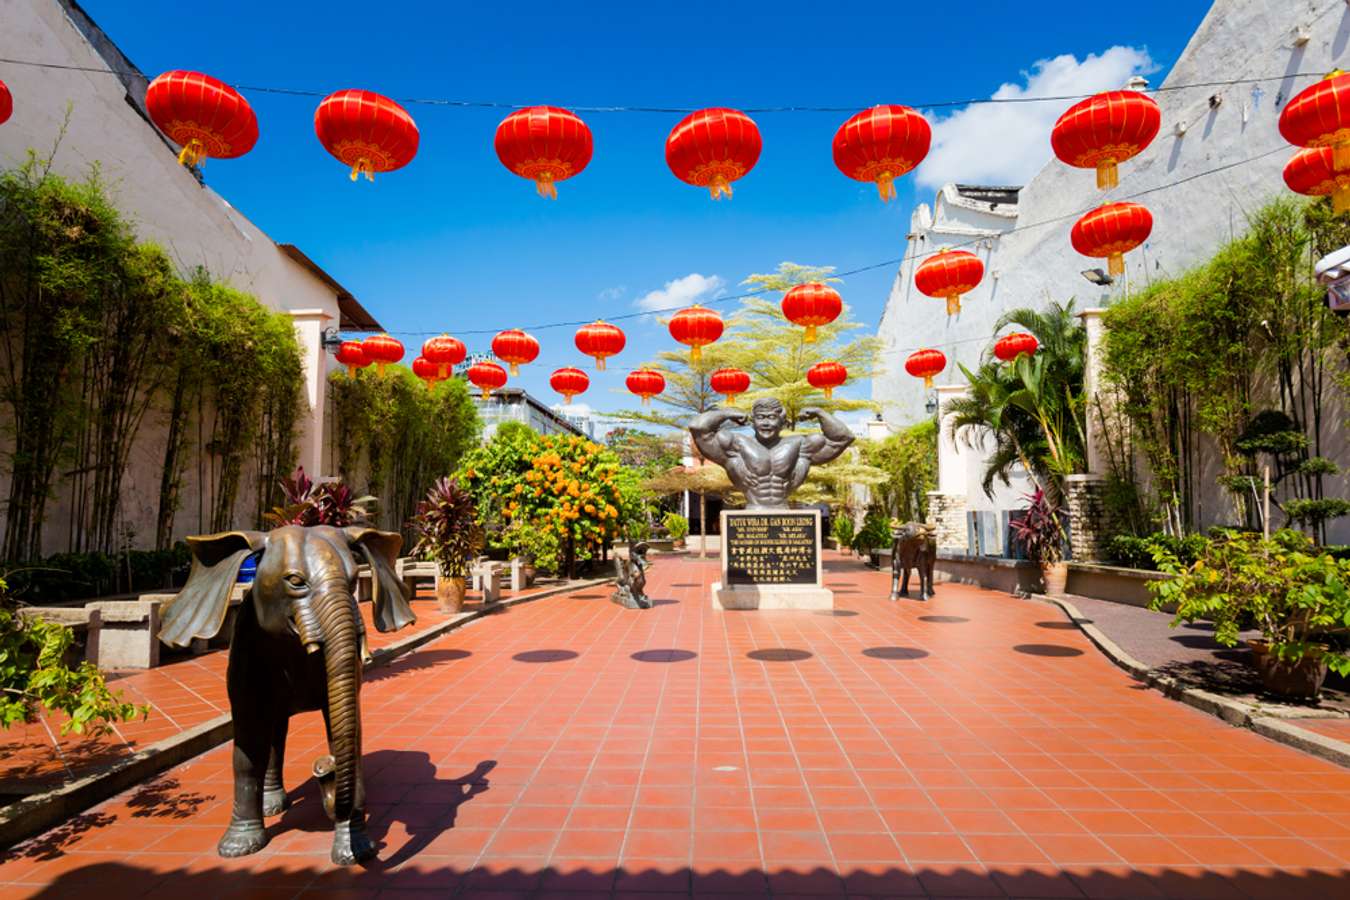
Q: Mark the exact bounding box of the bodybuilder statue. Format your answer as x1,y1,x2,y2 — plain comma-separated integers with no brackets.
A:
690,398,855,508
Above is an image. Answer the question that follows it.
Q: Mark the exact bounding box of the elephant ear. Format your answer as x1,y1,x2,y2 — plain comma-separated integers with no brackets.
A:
346,528,416,633
160,531,266,647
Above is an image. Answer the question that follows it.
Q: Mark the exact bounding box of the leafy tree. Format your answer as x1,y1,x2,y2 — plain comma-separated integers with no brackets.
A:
458,430,638,577
947,299,1086,505
861,420,938,523
330,367,480,537
1,581,145,735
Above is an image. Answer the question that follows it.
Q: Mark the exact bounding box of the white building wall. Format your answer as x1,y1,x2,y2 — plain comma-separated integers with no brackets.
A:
875,0,1350,539
0,0,351,553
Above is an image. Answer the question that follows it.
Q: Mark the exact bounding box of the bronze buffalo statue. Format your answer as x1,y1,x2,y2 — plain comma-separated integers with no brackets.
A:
890,521,936,601
159,525,416,865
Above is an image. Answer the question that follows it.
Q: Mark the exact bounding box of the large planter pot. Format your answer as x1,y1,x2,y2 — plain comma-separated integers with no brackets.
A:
436,576,467,614
1247,640,1328,700
1040,561,1069,596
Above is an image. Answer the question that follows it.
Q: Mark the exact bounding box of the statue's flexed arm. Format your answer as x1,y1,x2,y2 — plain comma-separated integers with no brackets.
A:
798,407,856,464
689,407,746,466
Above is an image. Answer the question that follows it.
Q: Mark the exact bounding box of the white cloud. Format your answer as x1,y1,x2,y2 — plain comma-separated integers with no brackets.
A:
915,46,1156,191
633,273,725,312
598,285,626,302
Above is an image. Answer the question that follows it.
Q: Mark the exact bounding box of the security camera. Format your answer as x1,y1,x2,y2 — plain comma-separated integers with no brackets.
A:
1315,245,1350,313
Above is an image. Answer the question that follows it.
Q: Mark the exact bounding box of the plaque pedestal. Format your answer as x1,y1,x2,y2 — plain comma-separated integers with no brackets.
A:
712,508,833,611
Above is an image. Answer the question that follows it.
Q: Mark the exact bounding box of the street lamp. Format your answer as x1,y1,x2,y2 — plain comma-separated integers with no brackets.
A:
924,393,939,416
1081,268,1115,286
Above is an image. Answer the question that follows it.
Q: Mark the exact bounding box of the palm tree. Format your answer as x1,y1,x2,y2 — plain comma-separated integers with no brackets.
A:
945,299,1087,506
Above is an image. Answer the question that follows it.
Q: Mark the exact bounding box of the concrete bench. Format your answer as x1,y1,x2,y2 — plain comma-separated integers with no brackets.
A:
395,558,441,597
86,599,161,669
509,557,534,593
471,561,503,604
19,607,101,668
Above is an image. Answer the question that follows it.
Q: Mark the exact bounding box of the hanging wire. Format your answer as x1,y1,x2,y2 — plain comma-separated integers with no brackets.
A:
0,54,1329,112
384,143,1293,349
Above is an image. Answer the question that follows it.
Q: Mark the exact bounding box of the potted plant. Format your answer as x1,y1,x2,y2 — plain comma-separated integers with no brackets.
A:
662,512,689,550
1009,489,1068,595
831,515,856,555
501,519,562,585
265,466,376,527
850,508,892,568
409,477,481,613
1151,529,1350,699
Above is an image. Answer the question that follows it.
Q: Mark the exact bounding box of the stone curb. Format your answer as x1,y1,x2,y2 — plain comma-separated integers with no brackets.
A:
1033,593,1350,769
0,576,613,851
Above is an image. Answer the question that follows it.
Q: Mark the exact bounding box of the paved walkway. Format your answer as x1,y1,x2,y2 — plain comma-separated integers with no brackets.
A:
0,579,561,793
2,553,1348,898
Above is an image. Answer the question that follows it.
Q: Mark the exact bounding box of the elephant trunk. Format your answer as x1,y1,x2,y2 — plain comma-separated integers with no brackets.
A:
308,579,363,824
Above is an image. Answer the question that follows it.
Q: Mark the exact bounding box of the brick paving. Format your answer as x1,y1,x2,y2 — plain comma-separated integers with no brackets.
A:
2,552,1348,898
0,580,555,794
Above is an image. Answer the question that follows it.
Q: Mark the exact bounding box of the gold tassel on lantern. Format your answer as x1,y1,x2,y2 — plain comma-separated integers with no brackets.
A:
690,345,703,364
534,172,558,200
922,375,934,390
177,139,207,168
804,324,818,343
875,173,896,202
1095,159,1119,190
596,357,607,371
1108,252,1125,276
480,386,492,400
708,174,733,200
822,386,834,400
350,158,375,182
509,363,521,377
946,292,962,316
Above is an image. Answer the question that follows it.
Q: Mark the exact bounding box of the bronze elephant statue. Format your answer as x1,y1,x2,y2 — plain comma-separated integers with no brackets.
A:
890,521,936,601
159,525,416,865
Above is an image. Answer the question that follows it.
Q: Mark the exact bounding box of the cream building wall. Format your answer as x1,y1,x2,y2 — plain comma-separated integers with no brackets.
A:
873,0,1350,545
0,0,377,554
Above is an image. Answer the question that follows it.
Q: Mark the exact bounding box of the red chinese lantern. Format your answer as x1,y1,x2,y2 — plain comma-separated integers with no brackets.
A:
666,108,762,200
994,332,1039,362
334,340,369,378
550,367,590,403
1280,71,1350,171
905,348,946,390
807,361,848,400
668,304,724,363
422,334,466,379
710,368,751,406
1071,202,1153,277
1284,147,1350,214
1051,90,1161,190
494,106,593,199
832,105,931,201
145,70,258,168
362,333,405,376
0,79,13,126
467,360,508,400
915,249,984,316
314,89,419,182
412,356,440,389
626,369,666,406
781,282,842,343
574,321,626,370
491,329,540,377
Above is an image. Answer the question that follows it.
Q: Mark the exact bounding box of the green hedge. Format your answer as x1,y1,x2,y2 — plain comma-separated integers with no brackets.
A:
5,544,191,604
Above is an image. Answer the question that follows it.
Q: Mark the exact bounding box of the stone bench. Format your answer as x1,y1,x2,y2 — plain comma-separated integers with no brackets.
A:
395,558,441,597
86,599,162,669
509,557,534,593
18,607,101,668
471,561,502,604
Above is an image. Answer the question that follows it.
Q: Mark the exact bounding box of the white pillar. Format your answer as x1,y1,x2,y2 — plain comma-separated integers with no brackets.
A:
289,309,332,479
1079,308,1108,476
935,385,971,494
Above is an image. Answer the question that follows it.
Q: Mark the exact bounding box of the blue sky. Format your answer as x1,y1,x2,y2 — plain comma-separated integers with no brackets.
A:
83,0,1212,419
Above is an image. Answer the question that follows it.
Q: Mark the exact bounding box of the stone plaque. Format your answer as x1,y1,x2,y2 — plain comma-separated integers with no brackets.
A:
723,510,820,587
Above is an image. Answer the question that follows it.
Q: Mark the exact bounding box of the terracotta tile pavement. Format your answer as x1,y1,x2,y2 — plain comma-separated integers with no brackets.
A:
0,581,544,792
2,553,1348,898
